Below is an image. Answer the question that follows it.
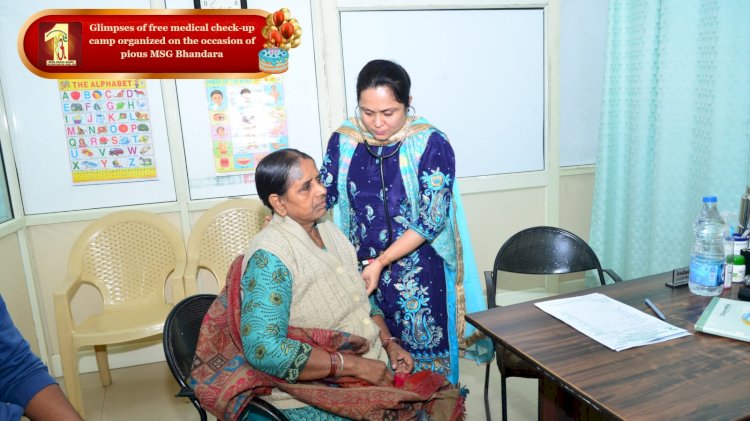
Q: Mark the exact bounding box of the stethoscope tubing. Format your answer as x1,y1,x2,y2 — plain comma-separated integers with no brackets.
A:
354,108,405,254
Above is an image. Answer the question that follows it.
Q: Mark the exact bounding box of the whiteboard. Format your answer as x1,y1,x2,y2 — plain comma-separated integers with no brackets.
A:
167,0,323,200
0,0,177,214
340,9,544,178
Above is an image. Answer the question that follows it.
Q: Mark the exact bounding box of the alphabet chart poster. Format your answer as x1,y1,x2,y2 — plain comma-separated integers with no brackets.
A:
59,79,158,184
205,76,288,175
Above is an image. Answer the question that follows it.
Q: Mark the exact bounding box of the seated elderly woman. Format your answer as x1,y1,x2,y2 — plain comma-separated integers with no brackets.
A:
190,149,465,421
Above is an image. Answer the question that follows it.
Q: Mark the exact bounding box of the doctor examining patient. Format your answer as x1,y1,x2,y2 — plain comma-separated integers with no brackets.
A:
190,59,488,420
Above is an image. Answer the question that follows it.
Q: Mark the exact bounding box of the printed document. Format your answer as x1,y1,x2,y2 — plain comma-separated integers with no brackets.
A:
534,293,690,351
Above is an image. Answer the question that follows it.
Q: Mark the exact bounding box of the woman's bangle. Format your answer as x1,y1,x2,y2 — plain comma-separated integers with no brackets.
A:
328,351,345,379
376,250,394,266
328,352,337,378
335,352,344,379
381,336,400,349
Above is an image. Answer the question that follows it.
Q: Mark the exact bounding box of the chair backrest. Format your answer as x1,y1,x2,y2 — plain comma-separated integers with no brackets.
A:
185,199,268,294
163,293,288,421
163,294,216,386
493,226,606,285
68,210,187,305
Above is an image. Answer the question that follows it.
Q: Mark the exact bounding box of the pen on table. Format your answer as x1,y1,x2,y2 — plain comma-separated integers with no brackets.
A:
644,298,666,321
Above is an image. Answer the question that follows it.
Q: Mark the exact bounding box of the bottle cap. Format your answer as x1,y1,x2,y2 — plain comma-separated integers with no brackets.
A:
703,196,718,203
734,255,745,265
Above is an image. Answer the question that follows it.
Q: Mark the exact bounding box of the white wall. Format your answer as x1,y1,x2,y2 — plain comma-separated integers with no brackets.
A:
560,0,610,166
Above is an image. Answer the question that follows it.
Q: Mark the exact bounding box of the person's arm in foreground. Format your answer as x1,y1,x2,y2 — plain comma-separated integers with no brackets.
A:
0,296,82,421
241,250,394,386
24,385,83,421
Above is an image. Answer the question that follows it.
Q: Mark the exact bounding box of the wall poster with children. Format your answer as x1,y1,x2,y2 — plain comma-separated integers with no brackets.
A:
59,79,157,184
204,76,288,175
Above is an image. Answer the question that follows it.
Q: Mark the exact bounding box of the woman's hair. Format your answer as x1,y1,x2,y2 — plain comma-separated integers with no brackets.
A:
356,59,411,106
255,148,314,211
210,89,223,98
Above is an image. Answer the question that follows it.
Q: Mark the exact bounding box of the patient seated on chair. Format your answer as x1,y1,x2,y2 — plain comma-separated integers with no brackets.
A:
189,149,466,421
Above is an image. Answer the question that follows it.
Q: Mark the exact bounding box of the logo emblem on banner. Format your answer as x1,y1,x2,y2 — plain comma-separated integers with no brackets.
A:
39,22,81,67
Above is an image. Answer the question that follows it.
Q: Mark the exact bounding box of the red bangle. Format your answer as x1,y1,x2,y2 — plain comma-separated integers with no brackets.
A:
328,352,337,378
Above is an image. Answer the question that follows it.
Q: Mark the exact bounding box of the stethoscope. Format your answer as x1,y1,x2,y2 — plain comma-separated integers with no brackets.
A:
354,107,406,253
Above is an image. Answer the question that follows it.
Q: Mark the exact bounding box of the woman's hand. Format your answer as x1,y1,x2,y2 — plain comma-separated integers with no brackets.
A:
361,262,384,295
348,355,393,386
385,342,414,373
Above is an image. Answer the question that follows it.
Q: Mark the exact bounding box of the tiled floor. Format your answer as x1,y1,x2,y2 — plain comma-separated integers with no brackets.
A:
67,358,537,420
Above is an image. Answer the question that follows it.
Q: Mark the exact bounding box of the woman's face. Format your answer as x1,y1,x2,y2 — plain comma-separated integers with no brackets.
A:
275,158,327,225
358,86,408,142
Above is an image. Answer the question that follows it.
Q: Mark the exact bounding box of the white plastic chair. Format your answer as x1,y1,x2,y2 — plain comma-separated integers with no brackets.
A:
184,199,268,295
54,210,186,414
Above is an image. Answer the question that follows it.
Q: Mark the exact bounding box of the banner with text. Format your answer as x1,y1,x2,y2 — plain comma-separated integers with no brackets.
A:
18,8,302,79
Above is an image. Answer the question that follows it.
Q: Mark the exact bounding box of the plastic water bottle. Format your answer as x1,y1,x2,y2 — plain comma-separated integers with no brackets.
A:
689,196,726,296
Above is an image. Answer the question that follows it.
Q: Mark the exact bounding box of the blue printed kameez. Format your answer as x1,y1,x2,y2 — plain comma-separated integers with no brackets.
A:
321,123,460,381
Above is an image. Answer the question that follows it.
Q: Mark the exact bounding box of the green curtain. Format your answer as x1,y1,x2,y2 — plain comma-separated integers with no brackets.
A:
589,0,750,283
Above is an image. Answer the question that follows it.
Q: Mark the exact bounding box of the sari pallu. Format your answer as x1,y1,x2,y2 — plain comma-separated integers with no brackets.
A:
189,255,466,421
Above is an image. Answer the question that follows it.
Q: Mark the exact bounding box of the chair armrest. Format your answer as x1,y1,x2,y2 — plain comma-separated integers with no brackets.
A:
54,274,86,344
183,249,201,297
55,273,86,302
168,272,186,304
176,386,196,399
246,397,288,421
183,272,198,298
484,271,497,308
603,268,623,283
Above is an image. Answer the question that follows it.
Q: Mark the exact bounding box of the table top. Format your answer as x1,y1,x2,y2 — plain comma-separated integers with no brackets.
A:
466,272,750,420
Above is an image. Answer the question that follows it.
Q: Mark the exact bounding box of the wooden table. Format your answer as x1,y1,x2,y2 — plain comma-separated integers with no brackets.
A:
466,272,750,420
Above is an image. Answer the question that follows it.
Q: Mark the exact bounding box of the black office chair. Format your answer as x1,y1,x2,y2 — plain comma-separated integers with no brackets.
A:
163,294,287,421
483,226,622,421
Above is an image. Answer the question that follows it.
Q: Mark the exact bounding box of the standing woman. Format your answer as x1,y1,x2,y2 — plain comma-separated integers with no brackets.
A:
320,59,492,384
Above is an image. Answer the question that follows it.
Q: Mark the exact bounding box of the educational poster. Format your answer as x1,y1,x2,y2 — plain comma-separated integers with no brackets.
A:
59,79,157,184
205,76,288,175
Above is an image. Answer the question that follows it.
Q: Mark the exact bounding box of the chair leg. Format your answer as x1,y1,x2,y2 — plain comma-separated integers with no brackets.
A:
484,363,492,421
59,339,84,415
190,399,207,421
501,375,508,421
94,345,112,386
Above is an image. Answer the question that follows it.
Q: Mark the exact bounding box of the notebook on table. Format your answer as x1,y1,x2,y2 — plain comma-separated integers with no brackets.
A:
695,297,750,342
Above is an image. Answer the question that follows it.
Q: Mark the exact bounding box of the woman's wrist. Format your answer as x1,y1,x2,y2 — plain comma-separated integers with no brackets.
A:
381,336,400,349
376,250,394,266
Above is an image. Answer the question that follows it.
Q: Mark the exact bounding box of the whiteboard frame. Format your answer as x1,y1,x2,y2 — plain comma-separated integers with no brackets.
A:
339,8,545,178
316,0,559,196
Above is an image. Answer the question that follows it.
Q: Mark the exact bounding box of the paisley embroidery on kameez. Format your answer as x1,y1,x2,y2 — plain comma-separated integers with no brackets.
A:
419,168,451,232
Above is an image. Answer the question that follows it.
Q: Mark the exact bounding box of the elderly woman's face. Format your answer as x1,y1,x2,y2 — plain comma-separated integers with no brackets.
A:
277,158,327,224
359,86,408,142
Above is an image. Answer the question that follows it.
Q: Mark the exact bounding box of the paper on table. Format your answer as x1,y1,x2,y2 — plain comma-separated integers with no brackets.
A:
534,293,690,351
